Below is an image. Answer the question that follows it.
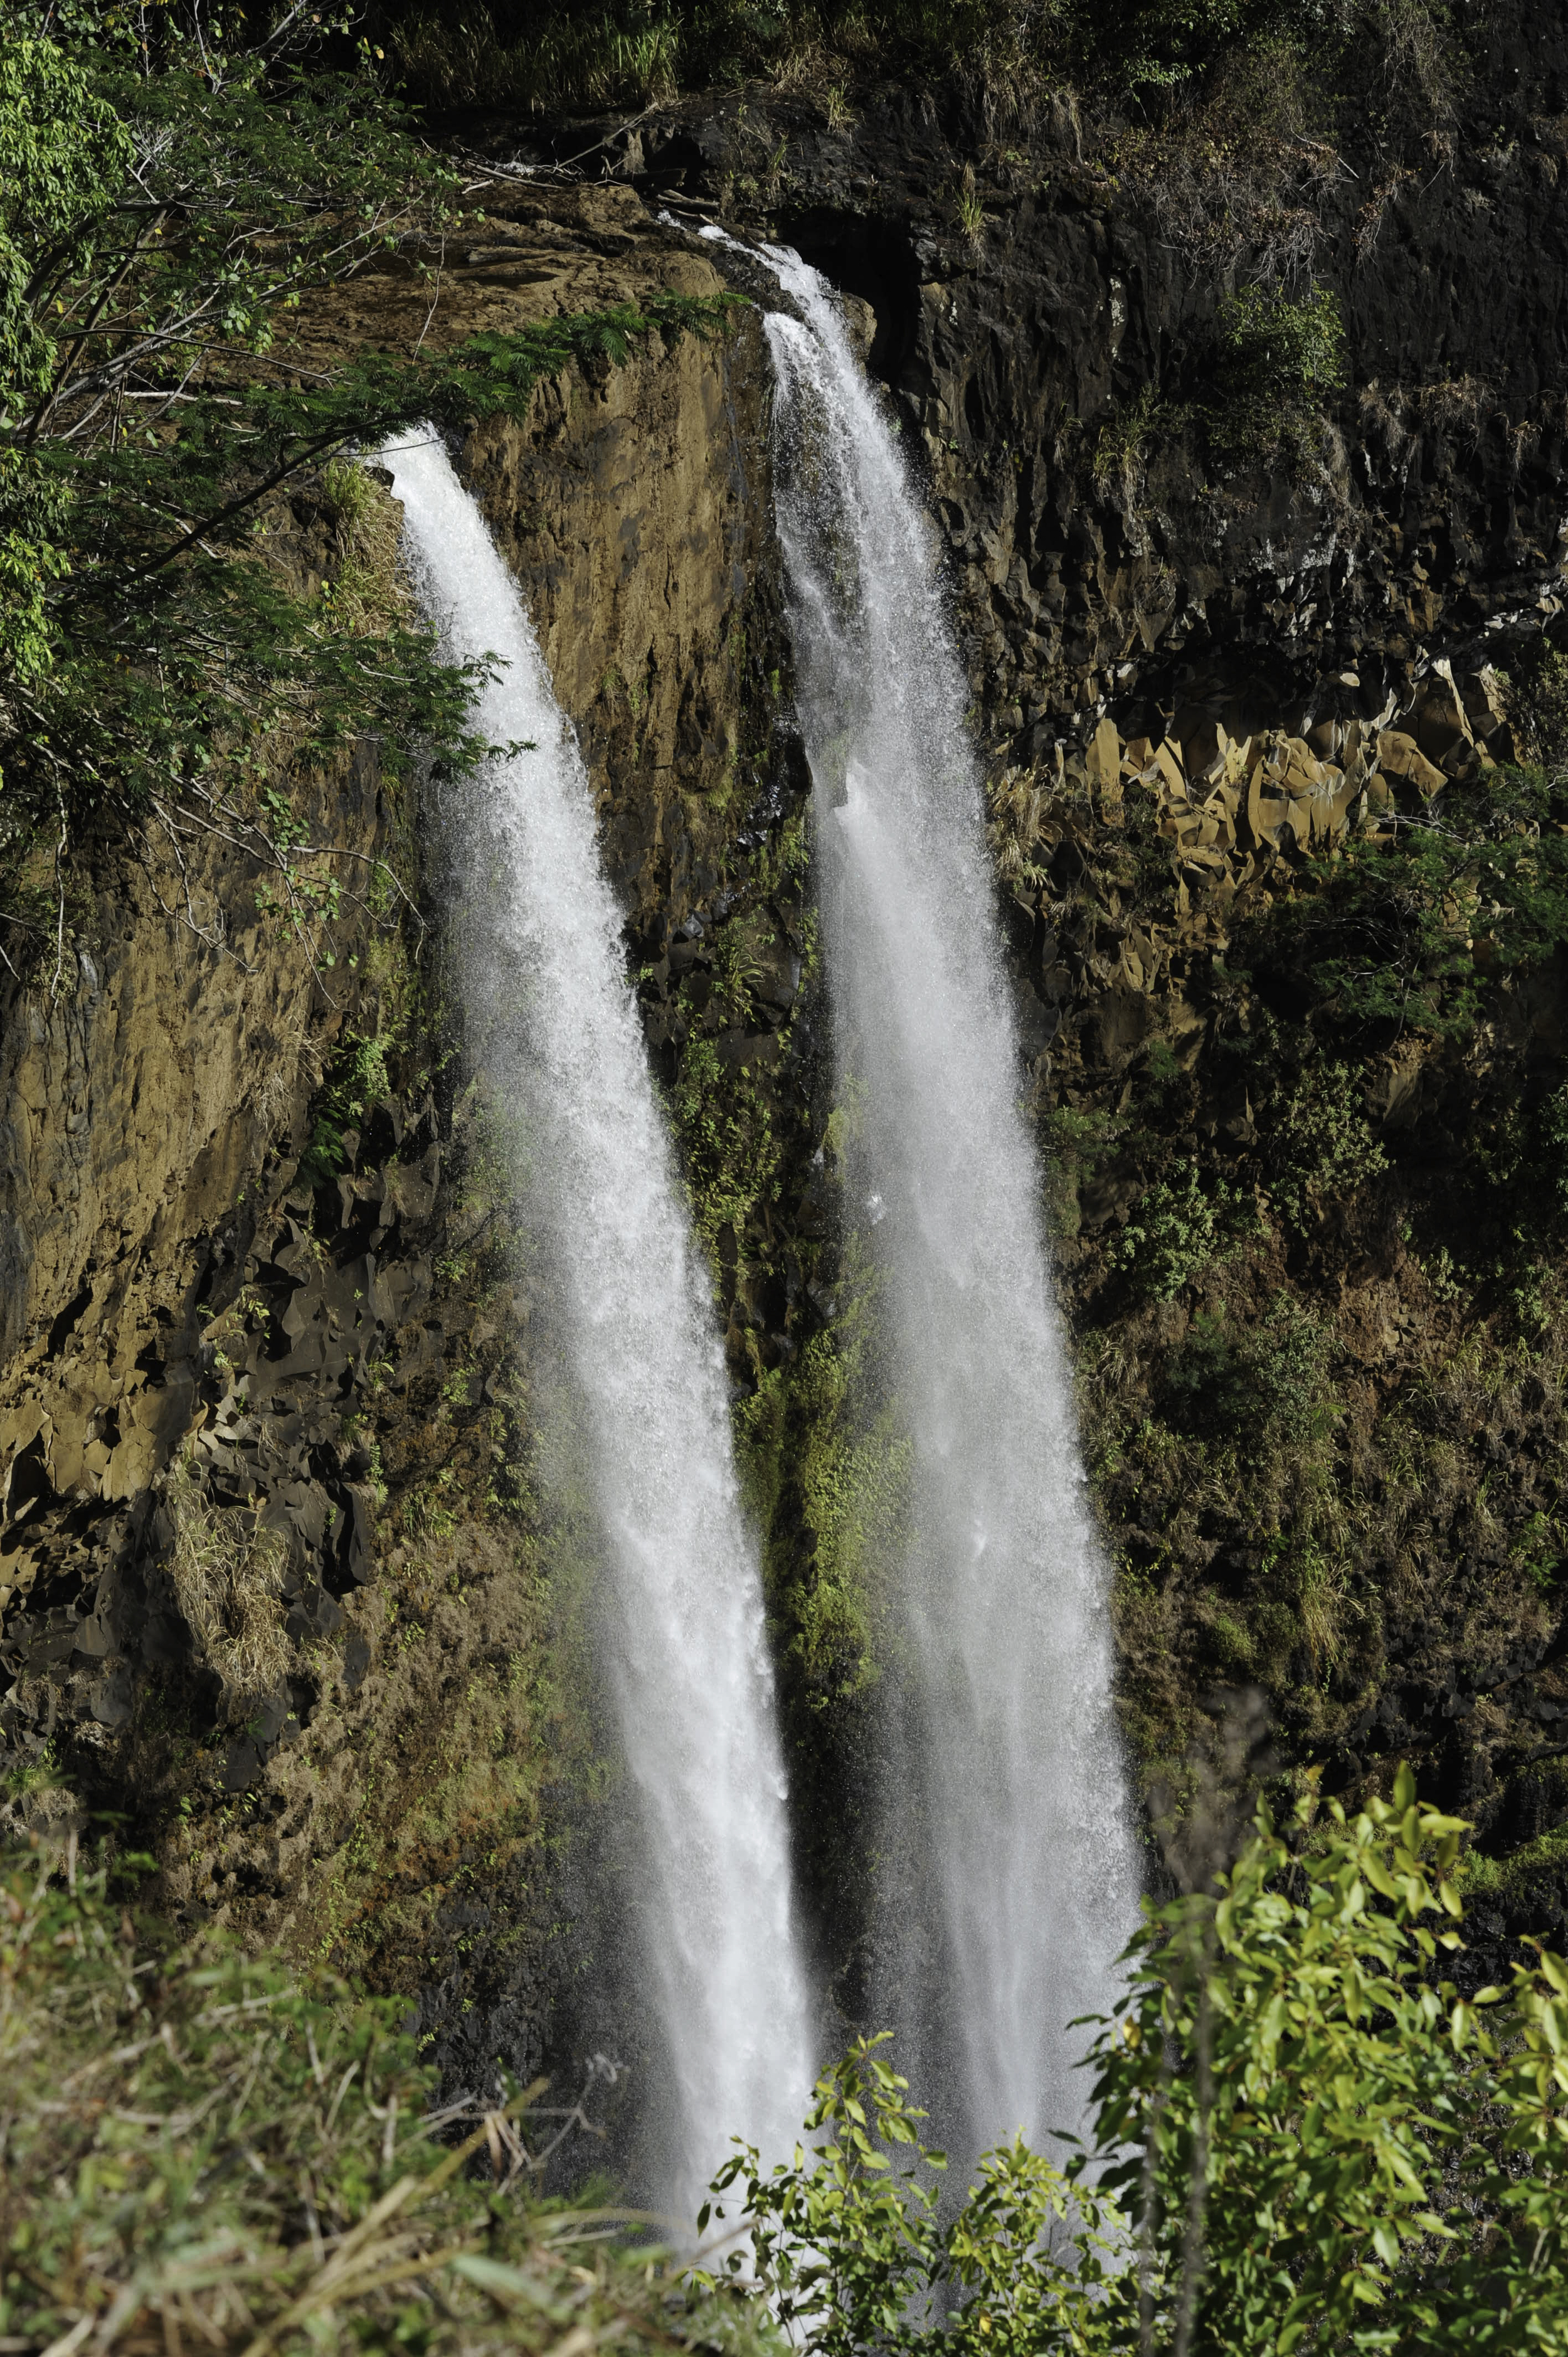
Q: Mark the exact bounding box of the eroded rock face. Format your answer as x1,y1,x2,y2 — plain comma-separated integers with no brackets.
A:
461,306,786,930
0,740,392,1638
499,0,1568,735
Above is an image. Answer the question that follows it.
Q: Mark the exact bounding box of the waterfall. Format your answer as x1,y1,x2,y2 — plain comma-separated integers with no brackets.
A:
750,248,1141,2159
381,430,812,2216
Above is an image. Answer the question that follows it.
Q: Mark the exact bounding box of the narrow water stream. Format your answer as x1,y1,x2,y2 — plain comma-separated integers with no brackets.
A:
748,245,1141,2159
382,430,812,2218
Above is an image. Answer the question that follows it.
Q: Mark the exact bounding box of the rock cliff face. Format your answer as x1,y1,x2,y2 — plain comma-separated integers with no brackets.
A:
504,0,1568,730
7,4,1568,2070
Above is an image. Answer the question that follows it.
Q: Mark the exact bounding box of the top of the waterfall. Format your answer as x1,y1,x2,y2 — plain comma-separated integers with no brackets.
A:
667,218,813,329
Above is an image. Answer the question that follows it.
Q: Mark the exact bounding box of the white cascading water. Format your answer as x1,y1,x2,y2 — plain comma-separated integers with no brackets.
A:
748,243,1142,2158
381,430,812,2218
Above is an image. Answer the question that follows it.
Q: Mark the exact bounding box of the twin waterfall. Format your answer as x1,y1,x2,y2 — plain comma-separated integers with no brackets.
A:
384,232,1135,2208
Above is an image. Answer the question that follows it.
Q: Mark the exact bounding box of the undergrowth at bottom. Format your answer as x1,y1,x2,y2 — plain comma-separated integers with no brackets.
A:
0,1848,748,2357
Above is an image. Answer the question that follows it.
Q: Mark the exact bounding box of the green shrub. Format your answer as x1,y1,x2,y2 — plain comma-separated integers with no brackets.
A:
1249,1294,1335,1427
1111,1159,1239,1299
1256,763,1568,1043
704,1769,1568,2354
1264,1059,1387,1236
301,1023,403,1183
1219,284,1347,398
673,1035,784,1267
1041,1103,1124,1239
1162,1296,1334,1452
1204,285,1347,461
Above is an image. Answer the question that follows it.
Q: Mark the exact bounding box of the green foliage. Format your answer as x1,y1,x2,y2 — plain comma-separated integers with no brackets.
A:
711,1772,1568,2354
1042,1102,1124,1238
0,11,457,685
694,2035,1120,2357
1205,285,1347,460
0,5,743,977
1066,0,1340,90
1162,1296,1335,1454
777,1307,911,1704
0,38,128,686
1264,1058,1387,1235
665,898,818,1344
1249,1295,1335,1427
1079,0,1454,107
1111,1158,1241,1299
0,1846,739,2357
1086,1767,1568,2353
1544,1081,1568,1216
1265,765,1568,1040
386,0,1045,103
393,0,687,106
1461,1817,1568,1909
302,1023,401,1183
675,1035,785,1265
1092,383,1182,498
381,0,1388,103
1219,284,1347,400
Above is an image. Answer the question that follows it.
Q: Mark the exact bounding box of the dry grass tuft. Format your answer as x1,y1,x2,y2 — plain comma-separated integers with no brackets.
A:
0,1848,753,2357
166,1454,291,1712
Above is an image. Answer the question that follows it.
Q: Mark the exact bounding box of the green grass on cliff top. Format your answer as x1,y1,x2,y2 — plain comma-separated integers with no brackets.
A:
376,0,1455,110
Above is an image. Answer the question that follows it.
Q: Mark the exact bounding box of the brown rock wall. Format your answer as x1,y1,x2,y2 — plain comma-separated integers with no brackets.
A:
462,303,780,926
0,745,390,1601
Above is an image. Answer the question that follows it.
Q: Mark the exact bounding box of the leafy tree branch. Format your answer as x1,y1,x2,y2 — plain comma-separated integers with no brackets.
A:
0,6,743,993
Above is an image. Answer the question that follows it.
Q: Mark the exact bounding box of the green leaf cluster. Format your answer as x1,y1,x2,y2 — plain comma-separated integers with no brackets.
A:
1205,285,1347,460
694,2035,1120,2357
1161,1295,1337,1454
1110,1157,1246,1299
0,5,743,977
1263,1058,1387,1235
1089,1767,1568,2351
1261,764,1568,1040
707,1769,1568,2353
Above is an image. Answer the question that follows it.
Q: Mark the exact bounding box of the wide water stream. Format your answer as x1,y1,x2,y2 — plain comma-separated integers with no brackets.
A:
748,239,1140,2159
384,428,813,2218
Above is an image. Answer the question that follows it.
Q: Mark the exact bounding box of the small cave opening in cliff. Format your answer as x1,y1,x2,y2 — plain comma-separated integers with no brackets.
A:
769,206,922,390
